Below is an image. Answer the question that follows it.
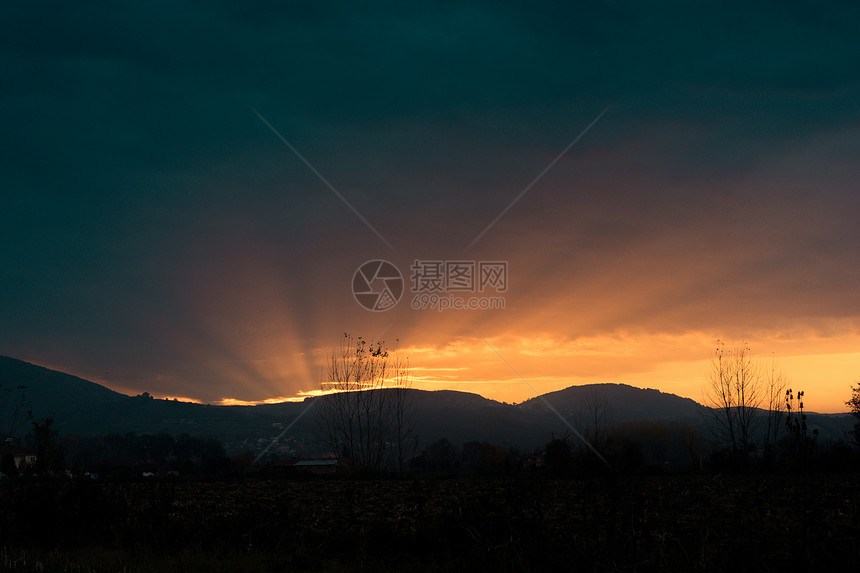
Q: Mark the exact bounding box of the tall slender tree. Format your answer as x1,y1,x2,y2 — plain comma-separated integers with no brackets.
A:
316,334,414,473
703,341,762,456
762,355,788,456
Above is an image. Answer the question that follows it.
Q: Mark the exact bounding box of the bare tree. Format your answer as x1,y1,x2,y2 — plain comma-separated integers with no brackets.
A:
389,347,415,475
762,355,788,455
316,334,414,473
580,386,613,452
703,341,762,456
0,374,32,444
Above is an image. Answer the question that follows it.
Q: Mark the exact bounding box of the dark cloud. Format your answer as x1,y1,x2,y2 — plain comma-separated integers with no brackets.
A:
1,1,858,402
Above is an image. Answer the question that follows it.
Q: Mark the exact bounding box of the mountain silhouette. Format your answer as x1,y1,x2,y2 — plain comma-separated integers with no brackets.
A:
1,356,853,454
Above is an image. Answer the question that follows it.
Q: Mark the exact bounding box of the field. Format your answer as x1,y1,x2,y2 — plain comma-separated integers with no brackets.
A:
2,474,860,572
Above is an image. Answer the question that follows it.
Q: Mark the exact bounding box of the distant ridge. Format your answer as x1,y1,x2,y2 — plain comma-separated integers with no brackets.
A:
0,355,309,439
520,383,702,423
0,356,853,453
0,355,127,400
0,355,130,431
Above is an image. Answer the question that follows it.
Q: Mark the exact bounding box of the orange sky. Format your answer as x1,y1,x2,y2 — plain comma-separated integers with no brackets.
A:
122,323,859,413
81,179,858,415
3,4,859,416
402,333,860,413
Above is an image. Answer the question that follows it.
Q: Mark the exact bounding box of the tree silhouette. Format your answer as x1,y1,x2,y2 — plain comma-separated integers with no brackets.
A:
30,416,64,474
572,386,613,453
316,333,414,473
784,388,816,470
410,437,459,474
762,355,788,459
0,373,32,444
703,341,787,463
845,381,860,447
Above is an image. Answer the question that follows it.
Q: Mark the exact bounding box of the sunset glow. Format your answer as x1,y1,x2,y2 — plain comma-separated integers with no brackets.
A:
2,2,858,416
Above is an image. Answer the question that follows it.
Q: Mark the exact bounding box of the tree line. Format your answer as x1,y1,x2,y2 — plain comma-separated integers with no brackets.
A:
1,418,236,478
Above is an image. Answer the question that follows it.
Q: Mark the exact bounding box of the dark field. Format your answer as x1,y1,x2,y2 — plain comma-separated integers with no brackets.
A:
2,475,859,572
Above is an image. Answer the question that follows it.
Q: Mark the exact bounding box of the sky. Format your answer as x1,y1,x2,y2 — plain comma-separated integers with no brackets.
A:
2,1,859,412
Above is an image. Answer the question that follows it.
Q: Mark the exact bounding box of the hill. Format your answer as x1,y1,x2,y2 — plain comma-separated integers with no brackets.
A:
0,356,310,444
520,382,702,423
1,355,129,434
1,356,854,456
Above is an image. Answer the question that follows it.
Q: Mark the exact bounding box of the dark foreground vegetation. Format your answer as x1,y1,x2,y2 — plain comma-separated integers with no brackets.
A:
2,472,860,572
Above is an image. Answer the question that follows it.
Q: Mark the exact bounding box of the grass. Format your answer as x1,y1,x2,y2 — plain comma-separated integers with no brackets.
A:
1,474,859,571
